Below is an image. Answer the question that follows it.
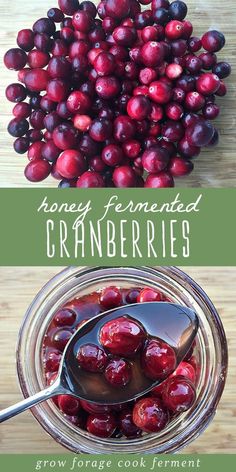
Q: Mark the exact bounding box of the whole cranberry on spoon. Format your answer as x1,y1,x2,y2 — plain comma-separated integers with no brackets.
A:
0,301,198,422
4,0,231,187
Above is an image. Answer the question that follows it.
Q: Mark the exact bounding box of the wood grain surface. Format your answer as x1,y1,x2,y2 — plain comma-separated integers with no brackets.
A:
0,267,235,454
0,0,236,188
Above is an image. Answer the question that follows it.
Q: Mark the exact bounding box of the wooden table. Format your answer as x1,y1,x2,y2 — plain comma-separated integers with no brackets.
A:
0,267,235,454
0,0,236,187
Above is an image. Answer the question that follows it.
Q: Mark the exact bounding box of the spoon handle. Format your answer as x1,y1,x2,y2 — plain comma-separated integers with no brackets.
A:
0,383,63,423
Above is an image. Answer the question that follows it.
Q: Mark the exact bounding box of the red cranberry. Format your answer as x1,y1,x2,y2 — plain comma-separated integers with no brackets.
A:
165,63,183,80
203,103,220,120
139,68,157,86
185,92,205,111
102,144,123,166
89,156,106,173
34,33,52,52
105,358,131,387
46,79,69,102
95,76,121,99
142,146,169,173
127,96,151,121
17,29,34,51
13,102,31,119
113,166,137,187
56,150,86,179
100,316,146,357
148,81,172,104
66,91,91,115
27,50,49,69
213,61,231,79
54,308,76,327
141,41,164,67
89,118,113,142
47,57,71,79
76,171,105,187
141,26,159,43
24,160,51,182
24,69,49,92
162,120,184,142
196,73,220,95
162,376,196,413
181,20,193,39
53,123,78,150
185,55,203,74
169,156,194,176
80,400,111,414
58,395,80,416
87,413,117,438
215,80,227,97
123,140,141,159
145,171,174,187
114,116,136,142
105,0,131,19
27,141,44,161
185,121,214,147
45,350,62,372
100,286,122,309
165,20,184,40
6,83,27,103
73,114,92,132
172,361,196,383
133,397,169,433
77,343,108,373
166,102,184,120
4,48,27,70
119,409,141,438
138,287,163,303
141,339,176,380
72,11,92,32
168,1,187,20
94,52,115,76
202,30,225,53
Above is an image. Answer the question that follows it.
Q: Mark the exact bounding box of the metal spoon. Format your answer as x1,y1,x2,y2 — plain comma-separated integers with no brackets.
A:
0,302,198,423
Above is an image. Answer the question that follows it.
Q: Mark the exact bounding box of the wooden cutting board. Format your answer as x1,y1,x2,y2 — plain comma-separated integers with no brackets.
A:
0,0,236,187
0,267,235,453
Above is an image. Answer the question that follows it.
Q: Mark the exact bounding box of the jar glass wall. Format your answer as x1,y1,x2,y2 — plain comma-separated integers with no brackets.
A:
16,266,228,453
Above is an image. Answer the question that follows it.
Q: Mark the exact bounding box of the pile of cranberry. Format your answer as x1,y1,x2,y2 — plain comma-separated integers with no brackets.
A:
4,0,231,188
43,285,198,439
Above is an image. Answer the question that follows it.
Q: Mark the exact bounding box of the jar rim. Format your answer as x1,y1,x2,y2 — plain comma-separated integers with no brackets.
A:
16,266,228,454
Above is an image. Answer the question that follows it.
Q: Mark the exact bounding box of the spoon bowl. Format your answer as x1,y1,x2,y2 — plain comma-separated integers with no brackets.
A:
0,302,198,422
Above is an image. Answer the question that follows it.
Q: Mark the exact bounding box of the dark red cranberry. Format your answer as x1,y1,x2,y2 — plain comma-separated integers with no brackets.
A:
141,339,176,380
166,102,184,120
100,286,122,309
58,178,77,188
213,61,231,79
51,39,69,56
46,79,69,102
4,48,28,71
87,413,117,438
114,116,136,142
24,159,51,182
53,123,78,150
133,397,169,433
168,1,187,20
105,358,131,387
188,36,202,52
171,39,187,56
80,1,97,18
126,288,141,304
13,137,29,154
152,8,170,26
100,316,146,356
44,112,62,132
77,343,108,373
26,129,43,143
105,0,131,19
181,19,193,39
58,0,80,16
56,150,86,179
199,52,217,70
45,349,62,372
58,395,80,416
176,74,196,92
202,30,225,53
47,7,64,23
89,156,106,173
113,26,137,46
27,141,44,160
95,76,121,99
169,156,194,176
13,102,31,119
148,81,172,104
185,120,214,147
27,50,49,69
29,94,41,109
94,52,115,76
102,144,123,166
40,96,56,113
47,57,71,79
185,91,205,111
203,103,220,120
24,69,49,92
162,376,196,413
144,171,174,187
152,0,170,8
122,140,141,159
76,171,105,187
127,96,151,121
162,120,184,142
80,400,111,414
207,128,219,147
172,361,196,383
60,27,75,44
7,118,29,137
17,29,34,51
29,110,45,130
177,138,200,158
142,146,169,173
119,409,141,438
54,308,76,327
33,17,55,35
51,328,73,351
42,141,60,162
185,55,203,74
215,80,227,97
89,118,112,142
5,83,27,103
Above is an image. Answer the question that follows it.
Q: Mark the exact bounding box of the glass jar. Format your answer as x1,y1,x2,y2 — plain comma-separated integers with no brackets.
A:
16,266,228,454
